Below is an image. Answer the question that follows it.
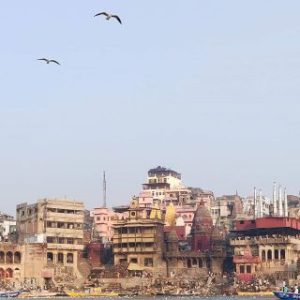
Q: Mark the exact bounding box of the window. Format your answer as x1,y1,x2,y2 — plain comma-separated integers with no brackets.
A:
274,249,279,260
6,252,13,264
130,258,137,263
267,250,272,260
144,258,153,267
246,265,251,273
261,250,266,261
281,249,286,260
14,252,21,264
240,265,245,274
58,253,64,264
47,237,55,243
47,252,54,263
57,222,65,229
198,259,203,268
67,253,74,263
0,252,4,264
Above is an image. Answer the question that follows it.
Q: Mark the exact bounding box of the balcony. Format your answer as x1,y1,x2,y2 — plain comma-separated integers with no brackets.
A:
46,228,83,238
113,237,155,244
230,239,254,246
113,247,155,253
47,244,84,251
46,212,84,222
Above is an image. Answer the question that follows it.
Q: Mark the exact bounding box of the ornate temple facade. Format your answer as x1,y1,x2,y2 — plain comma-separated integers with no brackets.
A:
112,197,166,276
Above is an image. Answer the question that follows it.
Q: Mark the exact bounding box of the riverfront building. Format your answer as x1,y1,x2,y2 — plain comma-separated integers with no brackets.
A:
16,199,86,288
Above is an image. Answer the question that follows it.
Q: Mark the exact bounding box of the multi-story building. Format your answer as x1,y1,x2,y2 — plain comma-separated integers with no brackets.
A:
16,198,85,287
112,197,166,277
0,213,16,242
243,194,270,218
230,217,300,284
0,243,47,288
142,166,184,202
211,194,243,228
92,207,126,243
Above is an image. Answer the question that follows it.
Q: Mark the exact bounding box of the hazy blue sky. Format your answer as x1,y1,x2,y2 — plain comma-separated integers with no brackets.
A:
1,1,300,215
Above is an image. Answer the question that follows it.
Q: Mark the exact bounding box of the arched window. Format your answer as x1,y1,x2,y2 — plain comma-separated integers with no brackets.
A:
274,249,279,260
262,250,266,261
0,252,4,264
267,249,272,260
67,253,74,264
280,249,286,260
192,258,197,266
198,259,203,268
14,268,20,278
47,252,54,263
14,252,21,264
0,268,5,278
6,252,13,264
57,253,64,264
6,268,13,278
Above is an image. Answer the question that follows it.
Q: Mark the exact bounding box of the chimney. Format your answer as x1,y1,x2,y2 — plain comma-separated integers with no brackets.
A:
284,187,288,217
278,185,283,217
254,187,257,219
273,182,277,216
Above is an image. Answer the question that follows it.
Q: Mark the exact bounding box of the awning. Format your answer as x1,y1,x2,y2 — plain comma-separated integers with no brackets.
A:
127,263,144,271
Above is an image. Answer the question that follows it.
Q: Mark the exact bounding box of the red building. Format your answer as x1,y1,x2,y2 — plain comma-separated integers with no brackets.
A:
191,202,213,252
231,216,300,283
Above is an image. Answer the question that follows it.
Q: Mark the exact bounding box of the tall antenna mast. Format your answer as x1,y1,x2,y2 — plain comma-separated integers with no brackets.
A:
103,171,107,208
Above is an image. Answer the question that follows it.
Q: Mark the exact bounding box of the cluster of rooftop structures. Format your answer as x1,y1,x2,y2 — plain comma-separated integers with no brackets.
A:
1,166,300,292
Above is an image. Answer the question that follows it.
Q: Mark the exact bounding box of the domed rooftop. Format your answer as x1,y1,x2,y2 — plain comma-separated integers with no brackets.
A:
165,203,176,226
192,202,213,233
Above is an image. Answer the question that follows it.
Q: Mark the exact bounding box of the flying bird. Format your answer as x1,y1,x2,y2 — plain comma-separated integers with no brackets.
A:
94,12,122,24
37,58,60,65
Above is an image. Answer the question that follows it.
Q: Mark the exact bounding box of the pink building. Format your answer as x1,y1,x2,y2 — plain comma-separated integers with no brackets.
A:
92,207,127,243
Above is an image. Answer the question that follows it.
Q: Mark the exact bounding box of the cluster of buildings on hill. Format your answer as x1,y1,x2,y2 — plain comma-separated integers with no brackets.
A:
1,166,300,291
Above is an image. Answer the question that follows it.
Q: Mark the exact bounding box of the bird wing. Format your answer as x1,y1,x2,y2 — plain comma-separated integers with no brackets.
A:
49,60,60,65
37,58,48,62
112,15,122,24
94,12,109,17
